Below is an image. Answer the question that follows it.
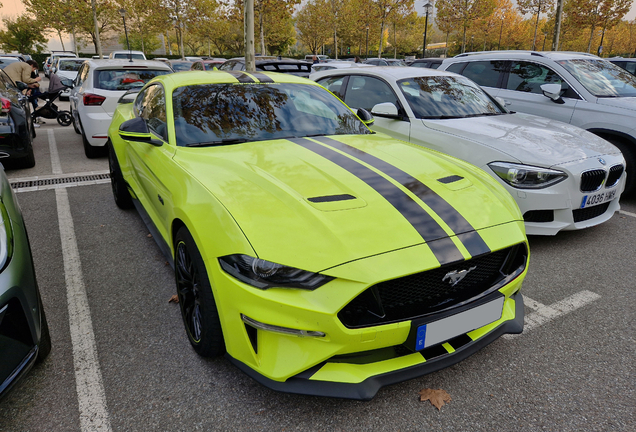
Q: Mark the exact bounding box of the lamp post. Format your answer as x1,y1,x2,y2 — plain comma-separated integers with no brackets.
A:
422,2,432,59
498,13,505,50
119,9,132,62
365,25,369,59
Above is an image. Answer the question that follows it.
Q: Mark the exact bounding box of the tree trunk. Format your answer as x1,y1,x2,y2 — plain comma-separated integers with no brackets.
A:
587,25,595,53
259,4,266,55
58,30,65,51
532,9,540,50
379,22,385,58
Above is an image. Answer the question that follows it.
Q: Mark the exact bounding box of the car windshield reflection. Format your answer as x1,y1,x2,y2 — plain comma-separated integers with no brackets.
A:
398,76,504,119
557,59,636,98
171,83,370,147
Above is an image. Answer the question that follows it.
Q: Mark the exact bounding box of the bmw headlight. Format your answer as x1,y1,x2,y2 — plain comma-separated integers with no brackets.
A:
488,162,567,189
0,198,14,271
219,254,333,290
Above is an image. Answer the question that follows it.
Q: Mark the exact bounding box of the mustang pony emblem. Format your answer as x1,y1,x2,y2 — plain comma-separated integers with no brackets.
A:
443,266,477,286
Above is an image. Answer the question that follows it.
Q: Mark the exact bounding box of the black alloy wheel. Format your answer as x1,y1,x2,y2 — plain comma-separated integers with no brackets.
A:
107,140,133,209
174,227,225,357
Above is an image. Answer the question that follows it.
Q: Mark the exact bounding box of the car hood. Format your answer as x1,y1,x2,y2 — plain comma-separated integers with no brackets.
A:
594,96,636,112
422,112,621,167
174,134,521,271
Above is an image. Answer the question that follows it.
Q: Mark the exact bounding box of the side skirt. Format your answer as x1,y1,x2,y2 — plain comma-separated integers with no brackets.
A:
131,198,175,269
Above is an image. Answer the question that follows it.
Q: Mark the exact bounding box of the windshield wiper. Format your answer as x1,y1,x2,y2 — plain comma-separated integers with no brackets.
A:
185,138,251,147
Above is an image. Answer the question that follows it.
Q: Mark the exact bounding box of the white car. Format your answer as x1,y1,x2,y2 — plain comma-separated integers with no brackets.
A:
44,52,77,77
309,61,373,77
312,67,626,236
51,58,89,100
109,50,146,60
437,51,636,196
69,59,172,158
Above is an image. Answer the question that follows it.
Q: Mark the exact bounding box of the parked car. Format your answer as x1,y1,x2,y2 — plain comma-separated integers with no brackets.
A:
190,59,226,71
409,58,444,69
608,57,636,76
0,57,21,70
53,58,89,100
309,61,373,76
304,54,330,62
0,164,51,399
165,60,193,72
438,51,636,195
69,59,172,158
218,57,312,77
108,70,528,400
44,52,76,77
364,58,407,66
109,50,146,60
184,56,203,62
313,67,626,236
0,54,26,62
0,69,36,167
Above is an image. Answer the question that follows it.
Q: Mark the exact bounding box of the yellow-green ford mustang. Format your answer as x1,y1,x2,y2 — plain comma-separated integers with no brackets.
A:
107,71,528,400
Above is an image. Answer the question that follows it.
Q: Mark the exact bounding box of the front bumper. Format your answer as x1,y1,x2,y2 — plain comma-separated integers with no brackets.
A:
212,222,528,399
228,291,523,400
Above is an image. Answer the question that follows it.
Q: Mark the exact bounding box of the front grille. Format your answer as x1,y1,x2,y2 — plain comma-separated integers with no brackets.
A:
580,169,606,192
338,243,527,328
523,210,554,223
606,165,624,188
573,202,611,222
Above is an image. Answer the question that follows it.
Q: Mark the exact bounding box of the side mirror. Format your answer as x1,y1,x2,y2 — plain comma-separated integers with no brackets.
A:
119,117,163,146
541,83,564,104
370,102,401,119
356,108,374,126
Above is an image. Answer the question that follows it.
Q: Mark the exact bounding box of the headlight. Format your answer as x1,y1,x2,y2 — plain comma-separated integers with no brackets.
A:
219,254,333,290
0,198,14,271
488,162,567,189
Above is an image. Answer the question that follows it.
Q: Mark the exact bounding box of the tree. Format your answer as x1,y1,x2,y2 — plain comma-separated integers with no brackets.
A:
371,0,414,58
517,0,555,50
436,0,496,53
296,0,334,54
565,0,631,54
0,14,48,54
254,0,299,55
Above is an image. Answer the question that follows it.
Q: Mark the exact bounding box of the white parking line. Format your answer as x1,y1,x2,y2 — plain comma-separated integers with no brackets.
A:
619,209,636,218
47,129,62,175
504,290,601,339
56,188,112,428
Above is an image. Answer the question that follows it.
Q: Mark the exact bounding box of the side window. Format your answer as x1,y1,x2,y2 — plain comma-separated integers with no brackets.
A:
139,85,168,141
316,76,347,99
133,87,148,117
233,62,245,71
445,62,466,74
507,61,575,97
460,61,506,88
218,61,234,71
344,76,400,111
625,62,636,75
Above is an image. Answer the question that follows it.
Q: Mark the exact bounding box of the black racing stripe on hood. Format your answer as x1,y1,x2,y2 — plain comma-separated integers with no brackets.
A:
221,70,255,83
291,138,464,266
249,72,275,83
313,136,491,258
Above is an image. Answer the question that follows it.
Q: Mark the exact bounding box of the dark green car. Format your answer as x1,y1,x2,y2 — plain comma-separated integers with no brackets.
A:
0,166,50,399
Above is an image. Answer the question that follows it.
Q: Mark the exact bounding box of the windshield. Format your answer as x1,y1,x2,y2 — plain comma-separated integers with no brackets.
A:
59,60,85,71
114,53,145,60
387,60,407,66
170,62,193,71
171,83,370,146
95,68,171,90
398,75,504,119
557,59,636,98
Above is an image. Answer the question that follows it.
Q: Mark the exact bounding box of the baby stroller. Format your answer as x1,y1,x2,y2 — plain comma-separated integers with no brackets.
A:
31,73,73,126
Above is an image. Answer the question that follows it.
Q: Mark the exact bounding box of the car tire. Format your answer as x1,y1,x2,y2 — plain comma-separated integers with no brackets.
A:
79,117,103,158
107,140,133,209
18,132,36,169
606,137,635,196
174,226,225,357
36,291,52,363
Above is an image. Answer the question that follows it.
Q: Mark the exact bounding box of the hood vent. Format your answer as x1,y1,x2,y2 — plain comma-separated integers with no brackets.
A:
307,194,356,203
438,175,464,184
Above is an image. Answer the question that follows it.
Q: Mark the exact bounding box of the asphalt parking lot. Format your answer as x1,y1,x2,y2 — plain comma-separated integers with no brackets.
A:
0,99,634,431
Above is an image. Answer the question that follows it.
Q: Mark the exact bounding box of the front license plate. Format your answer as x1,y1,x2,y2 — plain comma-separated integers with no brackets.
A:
580,190,616,208
415,296,504,351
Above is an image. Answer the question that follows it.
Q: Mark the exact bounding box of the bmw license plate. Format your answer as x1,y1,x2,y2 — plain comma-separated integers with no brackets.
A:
415,296,504,351
580,190,616,209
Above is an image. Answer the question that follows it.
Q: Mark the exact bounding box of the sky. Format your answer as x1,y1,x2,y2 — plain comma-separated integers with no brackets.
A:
1,0,636,52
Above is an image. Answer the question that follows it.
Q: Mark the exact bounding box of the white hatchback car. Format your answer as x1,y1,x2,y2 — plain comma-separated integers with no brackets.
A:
313,67,626,236
437,51,636,196
69,59,172,158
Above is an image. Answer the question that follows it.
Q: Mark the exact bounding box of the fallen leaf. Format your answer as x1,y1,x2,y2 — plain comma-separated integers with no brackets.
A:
100,224,105,227
168,295,179,304
147,234,153,238
418,388,451,410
